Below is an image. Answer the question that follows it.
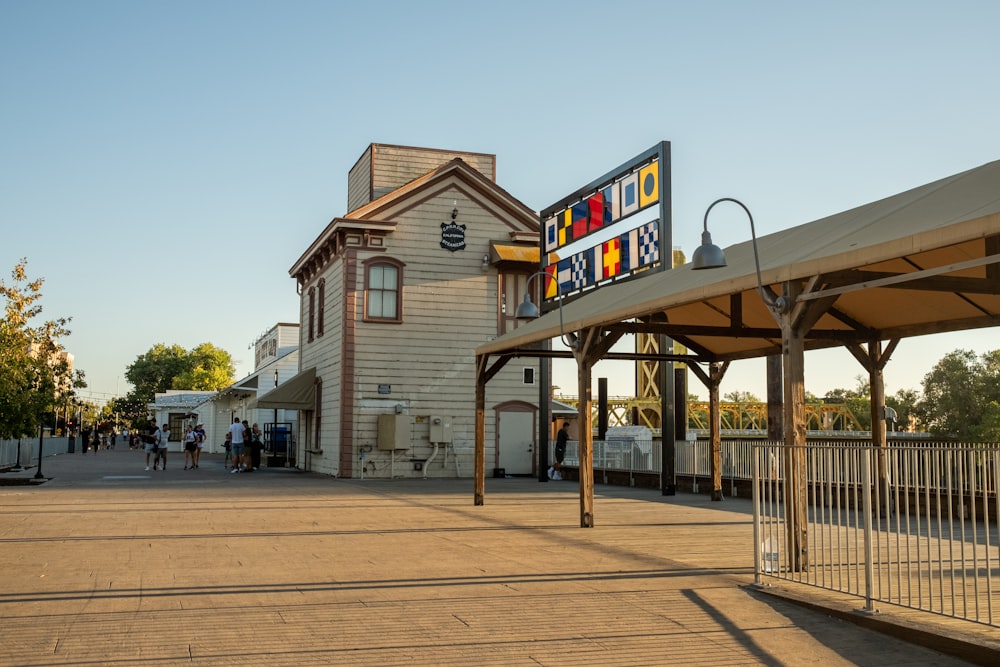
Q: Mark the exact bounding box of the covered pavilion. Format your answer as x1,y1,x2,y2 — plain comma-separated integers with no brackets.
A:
473,158,1000,566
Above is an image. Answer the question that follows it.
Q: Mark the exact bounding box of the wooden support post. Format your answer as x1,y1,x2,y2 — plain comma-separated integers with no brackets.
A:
474,355,486,506
868,339,888,488
780,282,808,572
571,326,621,527
847,337,899,491
709,361,728,501
766,354,783,441
577,351,595,527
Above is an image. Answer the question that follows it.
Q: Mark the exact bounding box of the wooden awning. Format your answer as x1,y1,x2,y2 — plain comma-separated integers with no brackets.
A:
257,368,316,410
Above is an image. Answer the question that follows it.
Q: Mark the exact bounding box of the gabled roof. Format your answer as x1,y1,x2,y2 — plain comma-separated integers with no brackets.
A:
478,159,1000,362
291,158,539,280
347,157,536,223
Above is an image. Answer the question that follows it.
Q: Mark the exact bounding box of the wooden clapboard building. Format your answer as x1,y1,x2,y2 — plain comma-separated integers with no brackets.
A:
263,144,541,478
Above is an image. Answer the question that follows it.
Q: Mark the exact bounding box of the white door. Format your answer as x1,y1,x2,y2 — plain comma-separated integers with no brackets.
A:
498,411,534,475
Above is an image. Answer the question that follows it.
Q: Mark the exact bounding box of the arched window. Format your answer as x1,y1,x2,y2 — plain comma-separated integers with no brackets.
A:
364,258,404,322
307,286,316,342
317,279,326,337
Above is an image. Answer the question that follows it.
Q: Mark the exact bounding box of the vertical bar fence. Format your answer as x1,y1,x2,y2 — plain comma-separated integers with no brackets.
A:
555,436,998,627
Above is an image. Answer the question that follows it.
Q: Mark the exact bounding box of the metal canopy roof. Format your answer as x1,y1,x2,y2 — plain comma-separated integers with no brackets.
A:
478,159,1000,363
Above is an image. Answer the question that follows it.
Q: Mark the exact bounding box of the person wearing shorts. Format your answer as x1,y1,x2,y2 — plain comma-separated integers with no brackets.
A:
229,417,246,473
193,423,206,468
156,423,171,470
183,426,197,469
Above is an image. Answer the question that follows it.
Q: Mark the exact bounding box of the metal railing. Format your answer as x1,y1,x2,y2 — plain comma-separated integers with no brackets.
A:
753,440,999,627
554,437,999,627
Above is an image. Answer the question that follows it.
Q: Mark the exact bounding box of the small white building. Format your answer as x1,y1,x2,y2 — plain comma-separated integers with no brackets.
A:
148,391,217,452
148,323,302,459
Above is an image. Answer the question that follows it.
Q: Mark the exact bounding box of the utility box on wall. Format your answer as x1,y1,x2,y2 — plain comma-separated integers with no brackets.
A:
429,415,454,443
377,414,410,450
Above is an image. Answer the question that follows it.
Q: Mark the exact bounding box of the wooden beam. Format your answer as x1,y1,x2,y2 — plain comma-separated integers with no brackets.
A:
612,321,871,342
798,253,1000,301
823,263,1000,294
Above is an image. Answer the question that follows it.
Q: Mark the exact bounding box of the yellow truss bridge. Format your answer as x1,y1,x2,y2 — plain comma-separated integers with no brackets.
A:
555,397,864,432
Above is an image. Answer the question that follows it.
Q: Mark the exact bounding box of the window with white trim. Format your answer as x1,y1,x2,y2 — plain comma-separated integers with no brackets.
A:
364,259,403,322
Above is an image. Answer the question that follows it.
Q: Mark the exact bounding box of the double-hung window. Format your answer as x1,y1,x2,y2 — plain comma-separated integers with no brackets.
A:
364,258,403,322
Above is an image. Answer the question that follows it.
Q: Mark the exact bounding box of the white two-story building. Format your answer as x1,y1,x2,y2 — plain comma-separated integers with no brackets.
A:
262,144,543,479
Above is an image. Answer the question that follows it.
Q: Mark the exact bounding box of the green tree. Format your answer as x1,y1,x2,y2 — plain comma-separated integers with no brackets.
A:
0,259,84,438
723,390,760,403
107,394,147,432
822,377,871,431
121,342,236,429
172,342,236,390
916,349,1000,441
125,343,189,399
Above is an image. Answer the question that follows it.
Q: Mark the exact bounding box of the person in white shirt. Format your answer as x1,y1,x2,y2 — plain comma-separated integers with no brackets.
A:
156,424,171,470
193,423,206,468
228,417,246,473
183,425,197,469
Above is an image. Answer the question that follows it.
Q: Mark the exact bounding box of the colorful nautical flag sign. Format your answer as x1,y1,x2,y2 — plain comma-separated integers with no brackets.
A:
539,141,670,302
543,221,660,298
543,158,660,255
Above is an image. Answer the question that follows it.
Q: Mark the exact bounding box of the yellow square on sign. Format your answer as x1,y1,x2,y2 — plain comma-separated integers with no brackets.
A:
638,160,659,208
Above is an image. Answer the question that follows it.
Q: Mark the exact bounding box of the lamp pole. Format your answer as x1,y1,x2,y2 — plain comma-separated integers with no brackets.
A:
34,422,45,480
515,271,579,482
694,197,807,571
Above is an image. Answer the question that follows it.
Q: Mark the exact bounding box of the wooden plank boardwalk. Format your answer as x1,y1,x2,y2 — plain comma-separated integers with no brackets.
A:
0,448,996,666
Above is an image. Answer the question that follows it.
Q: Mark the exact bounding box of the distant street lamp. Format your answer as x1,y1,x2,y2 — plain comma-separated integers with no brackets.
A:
34,423,45,480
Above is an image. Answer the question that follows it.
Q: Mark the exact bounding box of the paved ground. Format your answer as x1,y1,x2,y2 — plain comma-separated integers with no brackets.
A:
0,448,996,666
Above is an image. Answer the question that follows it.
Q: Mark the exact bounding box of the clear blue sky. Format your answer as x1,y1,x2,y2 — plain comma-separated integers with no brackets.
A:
3,1,999,405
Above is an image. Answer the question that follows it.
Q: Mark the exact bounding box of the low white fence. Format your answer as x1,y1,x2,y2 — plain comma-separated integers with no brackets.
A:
557,437,753,486
1,436,72,469
0,439,23,468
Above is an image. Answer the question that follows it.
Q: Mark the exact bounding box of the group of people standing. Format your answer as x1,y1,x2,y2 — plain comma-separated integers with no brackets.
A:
141,421,205,471
227,417,264,473
137,418,264,473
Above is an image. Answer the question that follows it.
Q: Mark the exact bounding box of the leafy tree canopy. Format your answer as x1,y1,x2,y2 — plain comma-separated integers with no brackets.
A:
120,342,236,429
916,349,1000,441
125,343,189,399
0,259,85,438
172,343,236,391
